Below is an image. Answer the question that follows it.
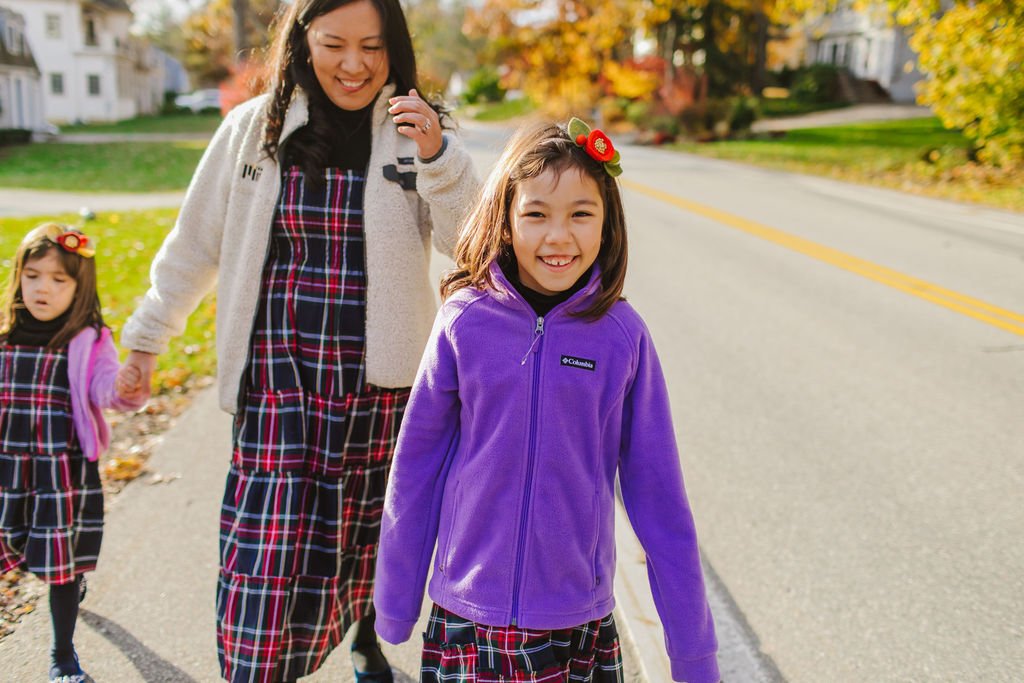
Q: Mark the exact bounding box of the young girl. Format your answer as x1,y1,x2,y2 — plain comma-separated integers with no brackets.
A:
0,223,145,683
373,120,720,682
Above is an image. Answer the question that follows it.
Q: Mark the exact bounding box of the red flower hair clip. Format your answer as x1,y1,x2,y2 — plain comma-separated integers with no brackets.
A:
568,117,622,177
53,229,95,258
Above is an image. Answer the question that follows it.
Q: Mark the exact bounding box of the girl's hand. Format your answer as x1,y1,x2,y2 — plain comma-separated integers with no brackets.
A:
118,350,156,403
117,364,141,394
388,89,443,160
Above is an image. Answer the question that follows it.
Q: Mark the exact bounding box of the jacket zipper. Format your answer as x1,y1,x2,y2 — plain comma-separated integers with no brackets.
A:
511,315,544,625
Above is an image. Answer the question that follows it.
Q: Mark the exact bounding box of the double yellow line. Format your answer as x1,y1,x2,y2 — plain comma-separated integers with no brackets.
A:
622,179,1024,338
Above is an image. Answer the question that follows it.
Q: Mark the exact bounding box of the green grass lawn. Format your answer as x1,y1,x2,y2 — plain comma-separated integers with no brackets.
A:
0,209,216,393
672,118,1023,211
0,141,207,192
462,97,538,122
60,112,222,135
758,98,850,118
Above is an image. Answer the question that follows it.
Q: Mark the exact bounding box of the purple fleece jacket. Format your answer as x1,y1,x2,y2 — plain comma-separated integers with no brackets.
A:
374,263,719,683
68,327,146,461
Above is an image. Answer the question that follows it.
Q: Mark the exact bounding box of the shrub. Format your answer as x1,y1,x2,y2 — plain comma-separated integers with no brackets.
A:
791,64,842,104
0,129,31,146
624,100,652,128
729,96,760,133
462,67,505,105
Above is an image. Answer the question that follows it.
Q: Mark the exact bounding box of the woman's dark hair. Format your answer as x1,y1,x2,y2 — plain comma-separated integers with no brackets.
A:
440,122,628,321
261,0,428,166
0,223,104,348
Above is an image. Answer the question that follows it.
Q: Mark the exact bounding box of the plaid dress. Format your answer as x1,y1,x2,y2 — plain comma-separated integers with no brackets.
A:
217,166,411,683
0,345,104,585
422,604,625,683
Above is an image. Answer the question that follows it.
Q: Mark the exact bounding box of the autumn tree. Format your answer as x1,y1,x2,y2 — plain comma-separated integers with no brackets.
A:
405,0,484,97
896,0,1023,166
640,0,802,98
181,0,280,86
466,0,643,117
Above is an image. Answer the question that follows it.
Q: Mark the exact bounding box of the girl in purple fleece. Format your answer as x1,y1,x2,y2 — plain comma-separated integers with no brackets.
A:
0,223,145,683
374,120,720,683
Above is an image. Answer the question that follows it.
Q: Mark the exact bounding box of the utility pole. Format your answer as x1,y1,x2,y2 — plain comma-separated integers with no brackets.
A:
232,0,248,61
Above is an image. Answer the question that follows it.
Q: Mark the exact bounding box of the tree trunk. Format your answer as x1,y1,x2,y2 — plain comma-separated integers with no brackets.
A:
752,10,769,93
232,0,248,61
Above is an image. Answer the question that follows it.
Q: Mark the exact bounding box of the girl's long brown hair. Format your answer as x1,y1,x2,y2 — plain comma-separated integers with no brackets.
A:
0,223,104,348
440,121,628,320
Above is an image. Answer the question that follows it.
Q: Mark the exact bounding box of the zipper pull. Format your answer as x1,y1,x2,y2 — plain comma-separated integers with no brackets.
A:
520,316,545,365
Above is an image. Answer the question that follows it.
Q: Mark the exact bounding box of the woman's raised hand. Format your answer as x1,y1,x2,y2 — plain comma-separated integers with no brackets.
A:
388,89,443,160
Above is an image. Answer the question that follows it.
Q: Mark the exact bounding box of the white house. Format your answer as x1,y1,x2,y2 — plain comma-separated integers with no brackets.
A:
0,5,46,132
5,0,163,123
156,46,190,98
805,2,924,103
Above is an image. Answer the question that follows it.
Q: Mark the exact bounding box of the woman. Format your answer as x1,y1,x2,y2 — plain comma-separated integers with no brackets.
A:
119,1,478,681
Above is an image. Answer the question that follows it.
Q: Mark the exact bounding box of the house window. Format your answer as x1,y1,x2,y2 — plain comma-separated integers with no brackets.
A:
46,13,62,39
84,17,98,46
6,26,20,55
51,73,64,95
87,74,101,96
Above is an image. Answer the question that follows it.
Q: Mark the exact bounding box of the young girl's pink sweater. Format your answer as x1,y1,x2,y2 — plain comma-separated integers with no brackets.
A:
67,326,146,461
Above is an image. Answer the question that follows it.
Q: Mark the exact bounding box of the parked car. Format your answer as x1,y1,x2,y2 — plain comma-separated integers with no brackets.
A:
175,89,222,114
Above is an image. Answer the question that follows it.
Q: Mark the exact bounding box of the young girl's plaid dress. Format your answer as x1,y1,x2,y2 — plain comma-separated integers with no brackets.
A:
422,604,624,683
0,345,104,585
216,166,410,683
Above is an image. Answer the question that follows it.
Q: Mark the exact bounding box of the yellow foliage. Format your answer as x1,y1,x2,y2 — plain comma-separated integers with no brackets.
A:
469,0,642,117
905,2,1024,166
603,61,660,100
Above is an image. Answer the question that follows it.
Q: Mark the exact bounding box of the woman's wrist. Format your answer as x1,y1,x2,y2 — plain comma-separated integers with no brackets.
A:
418,135,448,164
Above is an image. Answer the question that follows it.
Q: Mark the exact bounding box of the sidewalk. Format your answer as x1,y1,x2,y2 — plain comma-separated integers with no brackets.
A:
0,386,647,682
0,188,185,218
751,103,932,133
55,133,214,144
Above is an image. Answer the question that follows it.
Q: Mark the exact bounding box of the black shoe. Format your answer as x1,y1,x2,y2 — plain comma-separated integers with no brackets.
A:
48,652,94,683
351,642,394,683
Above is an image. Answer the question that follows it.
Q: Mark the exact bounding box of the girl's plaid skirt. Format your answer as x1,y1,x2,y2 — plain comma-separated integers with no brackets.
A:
217,167,410,683
422,604,625,683
0,345,103,585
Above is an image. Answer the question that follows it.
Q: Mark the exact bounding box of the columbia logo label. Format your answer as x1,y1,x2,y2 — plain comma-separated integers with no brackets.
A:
561,355,596,371
241,163,263,181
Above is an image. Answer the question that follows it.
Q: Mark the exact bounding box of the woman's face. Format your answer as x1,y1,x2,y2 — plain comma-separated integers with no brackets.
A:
306,0,390,111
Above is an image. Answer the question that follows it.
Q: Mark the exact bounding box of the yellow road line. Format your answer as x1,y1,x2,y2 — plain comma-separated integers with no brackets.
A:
622,179,1024,338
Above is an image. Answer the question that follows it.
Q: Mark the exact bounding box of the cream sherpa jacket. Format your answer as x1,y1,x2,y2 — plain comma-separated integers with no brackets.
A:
121,85,479,412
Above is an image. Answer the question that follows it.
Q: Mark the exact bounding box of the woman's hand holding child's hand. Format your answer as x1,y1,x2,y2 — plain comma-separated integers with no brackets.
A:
116,351,156,403
116,364,141,401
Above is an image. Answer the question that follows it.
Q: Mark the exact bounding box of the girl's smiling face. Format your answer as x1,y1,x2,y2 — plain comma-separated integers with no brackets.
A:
510,168,604,296
20,250,77,322
306,0,390,111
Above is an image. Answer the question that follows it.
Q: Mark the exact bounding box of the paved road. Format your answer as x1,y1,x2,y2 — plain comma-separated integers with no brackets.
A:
617,145,1024,681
